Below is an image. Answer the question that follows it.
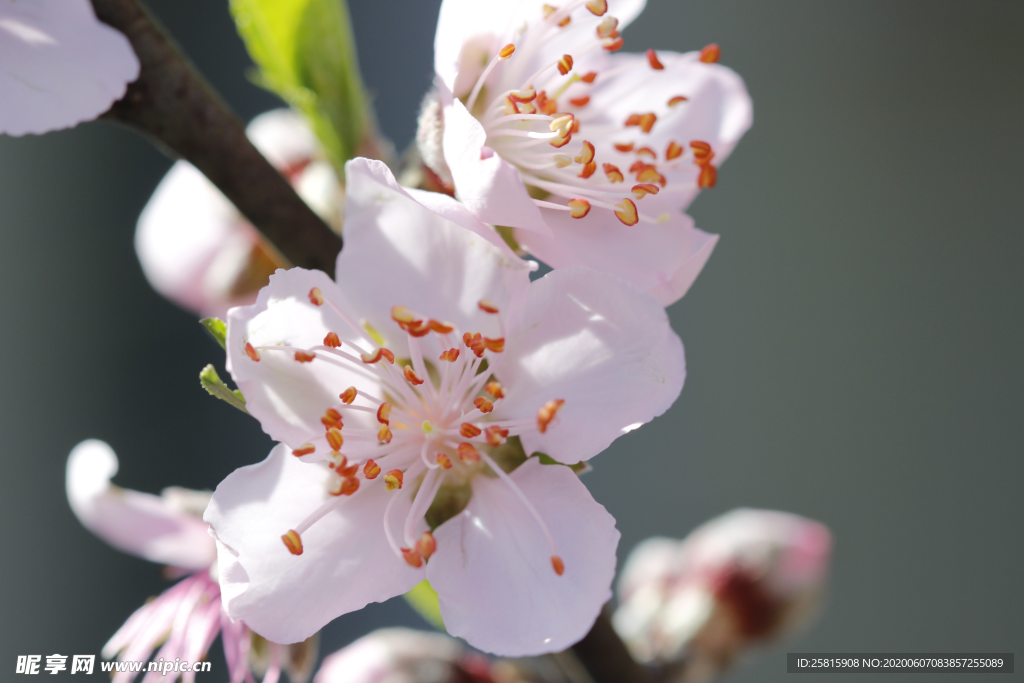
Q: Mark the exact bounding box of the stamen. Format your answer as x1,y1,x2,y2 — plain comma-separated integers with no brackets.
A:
292,443,315,457
281,530,303,555
377,403,392,425
440,348,460,362
322,409,344,430
328,453,346,470
632,183,660,199
551,555,566,576
384,469,404,491
416,532,437,560
485,381,505,399
474,397,494,413
569,95,590,107
403,365,425,385
542,4,571,27
323,332,342,348
483,337,505,352
699,43,721,63
666,141,683,160
668,95,688,106
429,320,455,334
339,386,357,404
585,0,608,15
361,347,395,364
614,198,640,226
574,140,595,165
568,198,592,218
437,453,452,469
556,54,574,76
460,423,482,438
499,43,516,59
308,288,324,306
378,425,393,444
326,428,344,451
698,164,717,188
578,162,597,179
465,44,517,114
553,154,573,168
478,299,500,314
537,399,566,432
329,475,359,497
646,49,665,70
625,112,658,134
400,547,423,568
596,16,618,39
458,443,481,463
580,71,597,83
485,426,510,446
363,459,381,479
636,146,656,159
614,142,634,152
603,163,624,183
603,37,624,52
244,343,261,362
294,350,316,363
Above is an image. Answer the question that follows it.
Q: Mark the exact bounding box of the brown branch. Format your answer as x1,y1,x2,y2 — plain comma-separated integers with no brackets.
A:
570,608,649,683
91,0,342,273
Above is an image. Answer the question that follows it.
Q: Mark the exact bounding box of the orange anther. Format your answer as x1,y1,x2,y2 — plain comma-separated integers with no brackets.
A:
668,95,688,107
636,167,667,187
322,408,343,430
404,365,425,386
391,305,418,325
460,423,482,438
483,337,505,353
549,114,574,134
596,16,619,39
699,43,721,64
363,459,381,479
457,443,481,464
361,348,383,364
439,348,460,362
536,91,556,115
502,96,519,116
401,547,423,568
376,403,392,425
578,161,597,179
636,147,657,159
437,453,453,469
557,54,574,76
569,95,590,107
625,112,657,134
384,469,403,491
485,426,510,446
604,37,624,52
329,453,347,470
550,134,572,149
323,331,342,348
326,427,344,451
485,381,505,399
568,199,591,218
603,163,624,183
338,463,358,478
404,320,431,338
698,164,718,189
474,397,494,414
308,288,324,306
499,43,516,60
282,530,303,555
478,299,500,314
551,555,565,576
338,477,360,496
632,183,661,199
416,531,437,561
244,342,261,362
554,154,573,168
509,89,536,103
574,140,595,165
464,331,479,346
339,386,357,404
666,141,684,160
292,443,315,457
614,142,634,153
429,320,455,334
378,424,393,444
614,198,640,226
381,348,395,363
538,399,566,433
585,0,608,15
294,350,316,363
646,49,665,70
580,71,598,84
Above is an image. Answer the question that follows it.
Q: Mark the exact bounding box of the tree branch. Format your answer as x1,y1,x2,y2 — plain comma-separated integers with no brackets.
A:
570,608,649,683
91,0,342,273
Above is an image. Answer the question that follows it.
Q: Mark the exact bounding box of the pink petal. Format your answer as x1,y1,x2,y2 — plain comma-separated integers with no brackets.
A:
66,440,216,570
495,267,685,463
204,445,425,644
0,0,139,136
429,458,619,656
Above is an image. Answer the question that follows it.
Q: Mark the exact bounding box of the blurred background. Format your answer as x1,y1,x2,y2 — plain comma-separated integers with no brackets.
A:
1,0,1021,681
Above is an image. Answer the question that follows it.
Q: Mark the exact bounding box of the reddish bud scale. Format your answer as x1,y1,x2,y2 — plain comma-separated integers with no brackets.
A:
363,459,381,479
404,365,425,385
417,531,437,560
569,199,591,218
384,469,404,491
401,547,423,568
458,443,481,464
538,398,566,433
646,49,665,70
294,350,316,363
485,381,505,399
326,427,344,451
244,343,261,362
323,332,342,348
478,299,500,314
322,409,343,430
461,423,483,438
603,163,625,183
308,288,324,306
551,555,565,576
700,43,721,63
293,443,315,457
437,453,453,469
282,530,303,555
474,397,494,413
339,386,357,404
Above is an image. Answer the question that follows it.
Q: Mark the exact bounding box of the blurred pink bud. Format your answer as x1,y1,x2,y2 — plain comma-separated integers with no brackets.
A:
613,509,831,681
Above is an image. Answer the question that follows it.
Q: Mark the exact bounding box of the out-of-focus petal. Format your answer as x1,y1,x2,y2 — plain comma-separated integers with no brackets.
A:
66,440,216,570
314,628,466,683
429,458,619,656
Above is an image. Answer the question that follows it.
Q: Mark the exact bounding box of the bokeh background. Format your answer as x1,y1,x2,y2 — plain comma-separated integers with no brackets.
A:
1,1,1021,681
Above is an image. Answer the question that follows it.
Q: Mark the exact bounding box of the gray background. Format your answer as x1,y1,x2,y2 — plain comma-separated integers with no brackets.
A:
0,1,1020,681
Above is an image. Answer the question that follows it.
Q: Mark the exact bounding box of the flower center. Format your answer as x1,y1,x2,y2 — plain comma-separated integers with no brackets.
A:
249,289,566,576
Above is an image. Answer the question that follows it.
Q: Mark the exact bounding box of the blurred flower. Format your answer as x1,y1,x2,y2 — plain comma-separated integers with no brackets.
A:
314,628,493,683
422,0,752,305
135,109,342,318
204,158,685,656
613,509,832,682
0,0,139,136
66,440,316,683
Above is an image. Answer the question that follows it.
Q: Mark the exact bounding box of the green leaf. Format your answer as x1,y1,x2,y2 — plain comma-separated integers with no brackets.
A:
230,0,367,174
404,580,446,631
199,364,249,414
536,452,589,474
199,318,227,350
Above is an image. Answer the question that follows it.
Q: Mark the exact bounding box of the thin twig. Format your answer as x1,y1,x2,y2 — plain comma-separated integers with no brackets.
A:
91,0,342,273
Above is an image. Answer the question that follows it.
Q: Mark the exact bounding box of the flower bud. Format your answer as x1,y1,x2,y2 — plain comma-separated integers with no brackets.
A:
613,509,831,681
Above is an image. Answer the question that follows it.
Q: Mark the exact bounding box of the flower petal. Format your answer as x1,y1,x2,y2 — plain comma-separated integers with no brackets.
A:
518,210,719,306
441,99,550,233
496,266,685,463
429,457,619,656
0,0,139,136
205,445,424,644
65,440,215,570
225,268,380,451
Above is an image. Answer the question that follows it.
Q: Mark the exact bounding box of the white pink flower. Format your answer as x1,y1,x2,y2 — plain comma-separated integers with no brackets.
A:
66,440,315,683
613,509,832,678
204,158,685,656
135,109,342,318
425,0,752,305
0,0,138,136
